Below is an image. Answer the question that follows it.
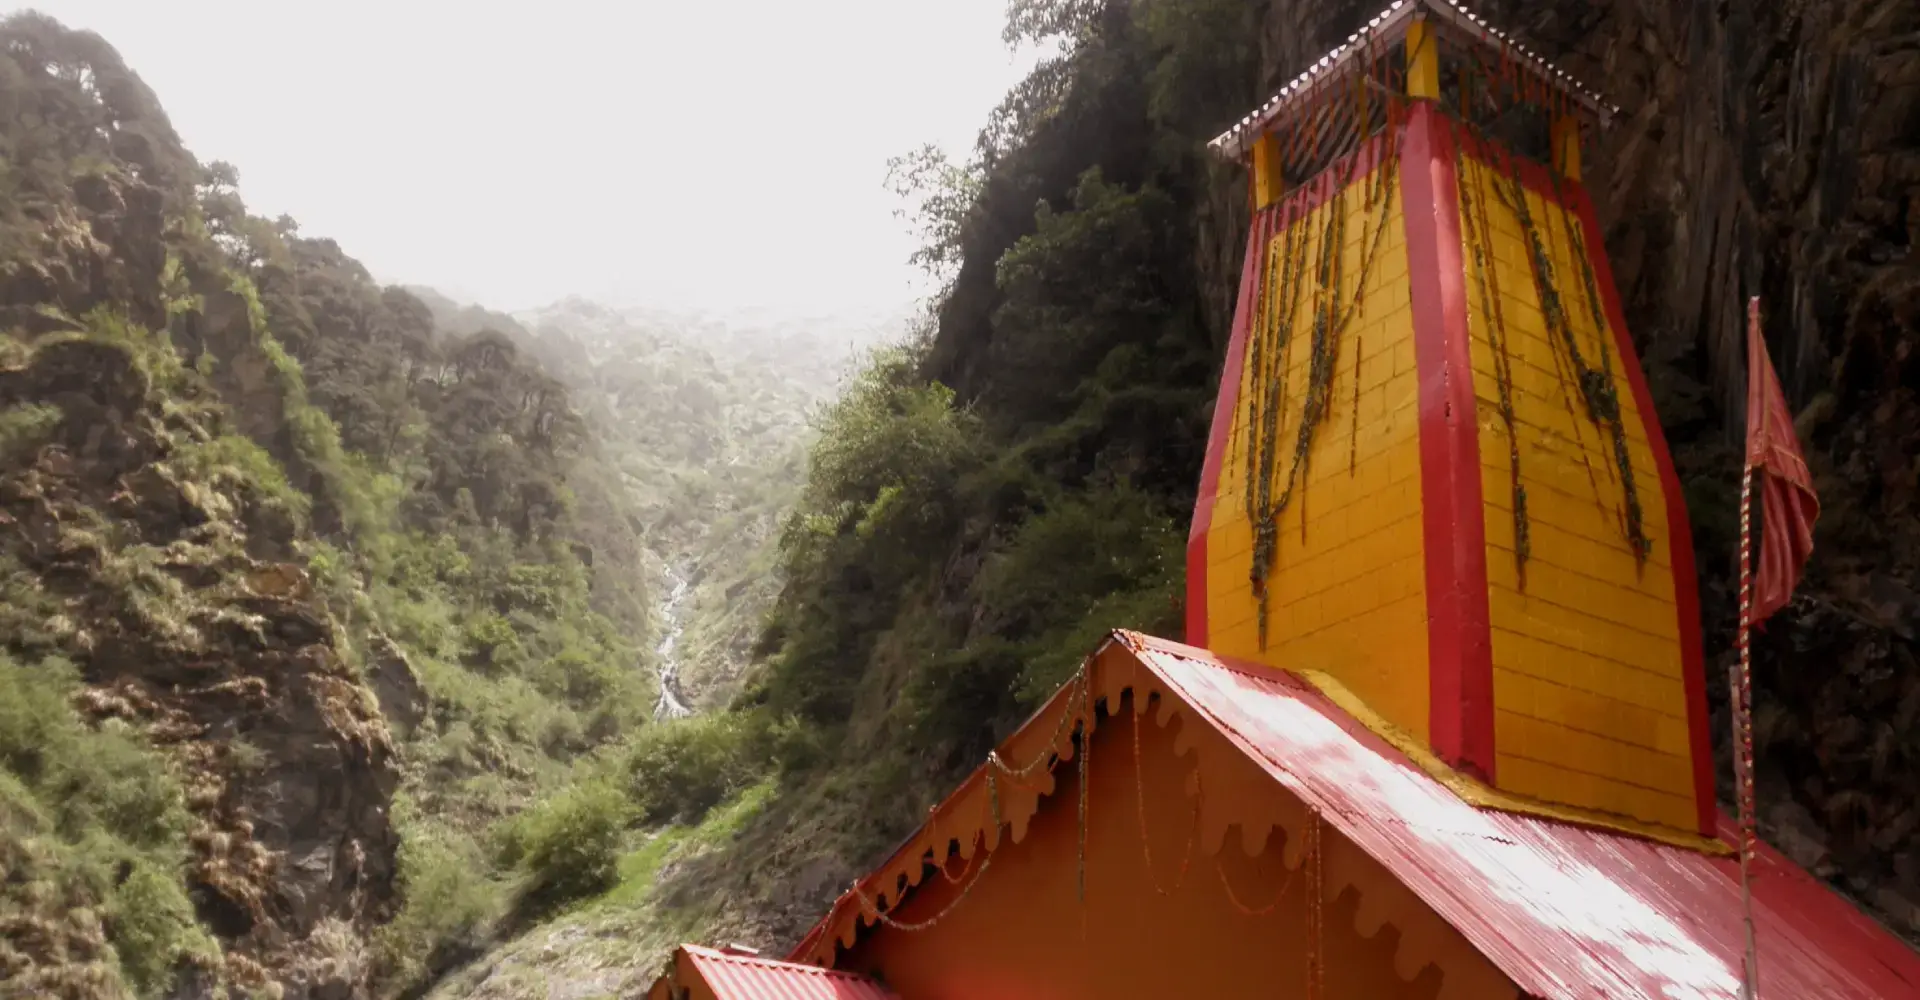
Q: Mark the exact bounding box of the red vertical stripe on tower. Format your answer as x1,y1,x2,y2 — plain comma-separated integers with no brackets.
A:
1402,104,1496,782
1186,204,1275,645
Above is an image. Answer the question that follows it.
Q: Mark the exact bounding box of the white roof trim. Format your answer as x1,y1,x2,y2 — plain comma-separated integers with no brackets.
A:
1207,0,1619,162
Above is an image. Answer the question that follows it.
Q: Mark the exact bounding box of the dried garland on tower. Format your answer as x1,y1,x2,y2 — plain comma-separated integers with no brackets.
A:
1241,202,1309,545
1457,55,1646,564
1536,161,1628,538
1456,142,1531,578
1291,153,1354,540
1546,159,1638,488
1243,112,1403,648
1499,153,1651,560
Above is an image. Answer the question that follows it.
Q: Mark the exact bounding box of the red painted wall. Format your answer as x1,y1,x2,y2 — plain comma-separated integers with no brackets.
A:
835,693,1501,999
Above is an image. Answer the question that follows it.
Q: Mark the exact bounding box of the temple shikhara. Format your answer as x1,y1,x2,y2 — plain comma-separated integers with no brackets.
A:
650,2,1920,997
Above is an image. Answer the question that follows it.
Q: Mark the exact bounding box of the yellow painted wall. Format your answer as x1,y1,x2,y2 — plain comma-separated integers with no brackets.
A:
1452,153,1698,831
1205,170,1431,742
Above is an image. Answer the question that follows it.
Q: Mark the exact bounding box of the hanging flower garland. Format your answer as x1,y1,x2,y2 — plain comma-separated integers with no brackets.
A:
1498,148,1650,561
1456,128,1531,579
1242,67,1404,648
1448,51,1649,570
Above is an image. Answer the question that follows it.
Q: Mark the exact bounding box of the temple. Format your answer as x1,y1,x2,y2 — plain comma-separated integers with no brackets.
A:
649,2,1920,997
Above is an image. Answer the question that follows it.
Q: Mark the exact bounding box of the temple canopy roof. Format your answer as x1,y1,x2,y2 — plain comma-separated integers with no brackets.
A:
788,632,1920,998
1208,0,1618,173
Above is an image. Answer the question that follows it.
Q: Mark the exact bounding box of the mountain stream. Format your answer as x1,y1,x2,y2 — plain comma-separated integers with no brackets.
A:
653,565,695,720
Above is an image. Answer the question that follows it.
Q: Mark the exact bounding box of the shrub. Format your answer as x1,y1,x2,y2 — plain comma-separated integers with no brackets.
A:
493,779,629,916
969,482,1184,699
462,611,519,669
375,805,503,991
781,345,984,575
0,553,73,667
0,658,188,851
623,715,761,825
110,858,210,995
0,654,213,995
0,402,61,461
169,432,312,524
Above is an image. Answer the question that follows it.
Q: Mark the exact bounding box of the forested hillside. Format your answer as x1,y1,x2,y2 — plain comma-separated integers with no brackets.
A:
0,13,678,998
0,12,892,996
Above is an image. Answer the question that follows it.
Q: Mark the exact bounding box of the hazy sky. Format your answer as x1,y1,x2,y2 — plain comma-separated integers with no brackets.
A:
24,1,1038,317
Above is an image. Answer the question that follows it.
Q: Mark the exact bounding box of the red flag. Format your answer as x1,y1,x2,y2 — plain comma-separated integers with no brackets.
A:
1744,297,1820,626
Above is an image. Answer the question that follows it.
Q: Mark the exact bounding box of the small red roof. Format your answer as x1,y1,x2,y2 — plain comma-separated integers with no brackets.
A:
678,944,898,1000
793,630,1920,999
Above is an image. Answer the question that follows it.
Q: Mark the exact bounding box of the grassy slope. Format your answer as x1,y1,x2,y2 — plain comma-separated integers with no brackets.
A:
424,782,775,1000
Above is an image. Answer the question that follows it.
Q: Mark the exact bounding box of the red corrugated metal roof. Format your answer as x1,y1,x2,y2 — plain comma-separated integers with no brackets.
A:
681,944,899,1000
787,629,1920,997
1115,631,1920,1000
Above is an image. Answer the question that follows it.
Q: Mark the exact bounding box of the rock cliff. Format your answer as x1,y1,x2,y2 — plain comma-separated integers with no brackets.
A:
0,326,401,996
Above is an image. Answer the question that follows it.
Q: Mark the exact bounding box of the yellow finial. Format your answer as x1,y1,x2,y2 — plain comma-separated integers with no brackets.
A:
1551,114,1582,181
1406,18,1440,100
1251,133,1285,210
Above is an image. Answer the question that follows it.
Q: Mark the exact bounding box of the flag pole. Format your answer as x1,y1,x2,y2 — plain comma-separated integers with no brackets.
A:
1735,466,1760,999
1734,294,1763,999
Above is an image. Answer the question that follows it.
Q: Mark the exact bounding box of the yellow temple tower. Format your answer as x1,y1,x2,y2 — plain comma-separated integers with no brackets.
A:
1189,0,1715,839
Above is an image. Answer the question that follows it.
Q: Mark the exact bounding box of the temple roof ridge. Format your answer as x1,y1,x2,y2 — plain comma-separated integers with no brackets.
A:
1208,0,1619,163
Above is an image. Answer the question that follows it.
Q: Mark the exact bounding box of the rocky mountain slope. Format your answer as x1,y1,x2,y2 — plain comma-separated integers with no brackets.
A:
1,319,402,998
0,13,676,998
0,12,887,998
0,15,415,994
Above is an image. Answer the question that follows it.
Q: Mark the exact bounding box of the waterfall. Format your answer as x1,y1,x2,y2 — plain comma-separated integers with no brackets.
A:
652,565,694,720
